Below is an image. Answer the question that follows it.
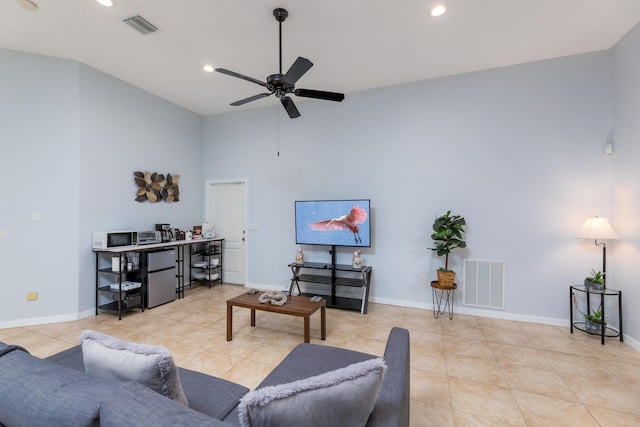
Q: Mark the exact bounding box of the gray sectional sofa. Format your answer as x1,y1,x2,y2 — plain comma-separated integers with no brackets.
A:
0,327,409,427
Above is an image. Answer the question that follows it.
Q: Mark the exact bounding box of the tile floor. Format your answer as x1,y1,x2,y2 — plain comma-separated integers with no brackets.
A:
2,284,640,426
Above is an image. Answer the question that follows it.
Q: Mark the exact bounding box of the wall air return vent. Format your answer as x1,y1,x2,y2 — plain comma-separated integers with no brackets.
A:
123,15,158,35
463,259,505,310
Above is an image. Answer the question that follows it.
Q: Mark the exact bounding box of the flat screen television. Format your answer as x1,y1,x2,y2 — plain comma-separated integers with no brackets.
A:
295,199,371,247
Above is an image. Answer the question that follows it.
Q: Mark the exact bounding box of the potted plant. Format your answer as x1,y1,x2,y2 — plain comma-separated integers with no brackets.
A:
584,269,605,291
430,211,466,287
582,306,605,333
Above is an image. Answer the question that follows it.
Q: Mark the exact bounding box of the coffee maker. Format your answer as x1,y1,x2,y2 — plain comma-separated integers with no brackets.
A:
155,224,172,243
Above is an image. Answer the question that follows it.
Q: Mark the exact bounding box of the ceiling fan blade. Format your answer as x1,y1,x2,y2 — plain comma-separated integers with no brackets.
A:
215,68,267,87
294,88,345,102
283,57,314,86
281,96,301,118
230,93,271,106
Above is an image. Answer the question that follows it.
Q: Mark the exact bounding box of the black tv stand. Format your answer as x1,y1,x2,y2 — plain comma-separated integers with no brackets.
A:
288,245,372,314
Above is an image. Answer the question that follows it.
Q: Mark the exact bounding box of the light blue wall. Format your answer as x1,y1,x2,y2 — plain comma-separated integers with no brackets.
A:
203,51,614,325
77,65,204,315
0,49,80,322
0,49,204,325
612,23,640,342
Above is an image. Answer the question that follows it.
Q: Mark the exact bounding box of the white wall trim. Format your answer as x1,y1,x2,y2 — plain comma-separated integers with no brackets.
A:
0,309,94,330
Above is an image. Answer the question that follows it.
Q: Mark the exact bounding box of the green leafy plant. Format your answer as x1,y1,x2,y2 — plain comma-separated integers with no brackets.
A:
581,306,605,324
585,269,604,285
430,211,466,272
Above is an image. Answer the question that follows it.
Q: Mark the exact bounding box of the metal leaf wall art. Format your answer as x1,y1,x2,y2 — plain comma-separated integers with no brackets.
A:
134,171,180,203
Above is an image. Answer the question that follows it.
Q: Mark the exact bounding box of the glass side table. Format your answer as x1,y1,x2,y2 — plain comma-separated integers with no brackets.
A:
569,285,623,345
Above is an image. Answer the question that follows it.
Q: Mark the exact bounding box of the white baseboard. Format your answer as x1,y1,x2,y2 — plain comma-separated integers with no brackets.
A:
4,288,639,353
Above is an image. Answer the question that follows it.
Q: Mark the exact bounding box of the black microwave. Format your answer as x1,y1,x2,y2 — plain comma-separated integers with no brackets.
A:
92,231,137,249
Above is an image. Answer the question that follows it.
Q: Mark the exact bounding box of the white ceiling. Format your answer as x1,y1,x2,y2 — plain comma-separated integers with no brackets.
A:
2,0,640,117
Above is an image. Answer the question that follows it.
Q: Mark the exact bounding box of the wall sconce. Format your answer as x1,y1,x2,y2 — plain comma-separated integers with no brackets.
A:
577,216,618,286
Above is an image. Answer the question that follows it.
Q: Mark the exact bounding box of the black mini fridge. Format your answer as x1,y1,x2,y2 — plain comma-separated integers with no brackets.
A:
146,249,176,308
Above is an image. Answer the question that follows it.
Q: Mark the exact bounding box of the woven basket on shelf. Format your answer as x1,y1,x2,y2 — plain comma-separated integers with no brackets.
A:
437,270,456,288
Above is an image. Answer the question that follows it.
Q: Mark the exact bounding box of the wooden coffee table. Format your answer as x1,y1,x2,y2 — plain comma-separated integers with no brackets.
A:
226,292,326,343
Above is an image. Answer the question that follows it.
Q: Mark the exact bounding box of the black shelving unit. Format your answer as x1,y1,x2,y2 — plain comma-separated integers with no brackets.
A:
95,251,144,320
569,285,623,345
288,246,372,314
188,239,224,289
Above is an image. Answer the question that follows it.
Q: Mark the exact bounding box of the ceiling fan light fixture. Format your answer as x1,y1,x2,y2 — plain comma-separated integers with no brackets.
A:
17,0,38,12
431,5,446,17
96,0,114,7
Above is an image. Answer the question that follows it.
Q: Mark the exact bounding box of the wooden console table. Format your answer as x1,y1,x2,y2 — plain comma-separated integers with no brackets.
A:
226,292,326,343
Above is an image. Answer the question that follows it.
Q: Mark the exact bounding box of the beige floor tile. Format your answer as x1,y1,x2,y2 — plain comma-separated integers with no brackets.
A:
440,320,483,340
180,348,243,378
453,409,527,426
587,405,640,426
410,369,451,408
443,335,494,359
542,349,620,383
490,342,550,370
348,336,387,356
358,323,393,341
0,327,28,341
500,362,578,401
410,400,453,427
222,358,276,390
409,328,445,350
448,377,524,424
445,354,507,387
528,333,585,355
25,337,76,358
512,390,600,427
245,342,297,365
402,316,439,332
480,325,533,347
476,316,522,331
564,375,640,415
4,283,640,424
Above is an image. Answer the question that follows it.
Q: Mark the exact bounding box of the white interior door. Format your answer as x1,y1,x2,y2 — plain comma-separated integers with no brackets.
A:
207,181,246,285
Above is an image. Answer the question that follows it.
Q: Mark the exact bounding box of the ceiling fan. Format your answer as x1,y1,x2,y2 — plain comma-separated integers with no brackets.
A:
215,8,345,119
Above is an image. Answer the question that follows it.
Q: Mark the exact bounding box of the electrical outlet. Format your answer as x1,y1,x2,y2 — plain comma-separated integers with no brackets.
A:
0,229,6,240
27,292,38,301
420,274,427,284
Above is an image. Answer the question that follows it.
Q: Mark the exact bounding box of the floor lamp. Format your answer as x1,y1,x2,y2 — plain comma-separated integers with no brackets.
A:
577,216,618,287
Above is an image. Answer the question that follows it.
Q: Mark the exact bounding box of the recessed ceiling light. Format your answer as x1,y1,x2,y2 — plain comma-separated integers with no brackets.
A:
96,0,114,7
431,5,446,17
203,65,214,73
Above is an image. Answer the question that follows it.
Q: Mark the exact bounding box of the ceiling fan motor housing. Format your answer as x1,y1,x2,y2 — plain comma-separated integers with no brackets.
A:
267,74,294,98
273,8,288,22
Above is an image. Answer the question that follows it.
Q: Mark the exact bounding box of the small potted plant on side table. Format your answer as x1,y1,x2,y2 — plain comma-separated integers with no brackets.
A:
582,306,605,333
430,211,466,288
584,269,605,291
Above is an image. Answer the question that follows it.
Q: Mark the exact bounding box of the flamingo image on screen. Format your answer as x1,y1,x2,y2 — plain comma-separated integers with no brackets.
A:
309,205,367,244
295,199,371,247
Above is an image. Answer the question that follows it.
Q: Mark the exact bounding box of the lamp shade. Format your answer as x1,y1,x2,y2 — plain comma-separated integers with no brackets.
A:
577,216,618,240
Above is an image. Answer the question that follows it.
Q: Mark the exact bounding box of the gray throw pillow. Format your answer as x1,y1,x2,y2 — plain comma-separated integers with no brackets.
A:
237,357,386,427
79,330,188,406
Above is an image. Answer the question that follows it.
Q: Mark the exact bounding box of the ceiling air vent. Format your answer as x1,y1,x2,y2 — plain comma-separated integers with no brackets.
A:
123,15,158,35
